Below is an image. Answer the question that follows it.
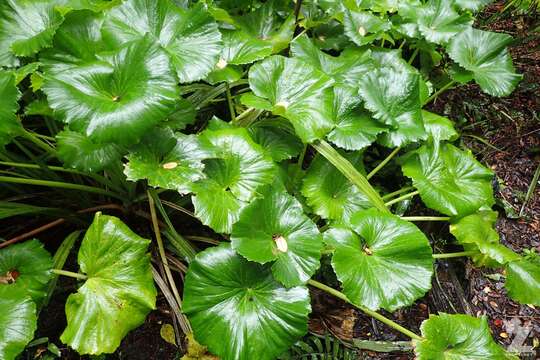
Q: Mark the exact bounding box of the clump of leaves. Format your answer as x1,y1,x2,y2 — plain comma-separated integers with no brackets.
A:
0,0,536,360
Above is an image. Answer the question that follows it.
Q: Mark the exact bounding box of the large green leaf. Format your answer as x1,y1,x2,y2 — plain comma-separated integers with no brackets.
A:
103,0,222,83
231,184,322,287
0,287,37,360
248,55,334,143
505,259,540,306
0,239,53,304
399,0,472,44
415,313,508,359
358,50,426,147
248,121,303,162
422,110,458,143
61,213,157,355
183,243,311,360
343,8,391,46
447,27,521,97
56,130,124,172
324,209,433,311
290,34,373,89
327,86,387,151
43,35,179,145
0,0,65,67
0,70,21,147
402,143,495,217
125,127,212,194
231,0,295,53
450,211,519,267
191,127,275,233
302,152,371,224
48,9,108,63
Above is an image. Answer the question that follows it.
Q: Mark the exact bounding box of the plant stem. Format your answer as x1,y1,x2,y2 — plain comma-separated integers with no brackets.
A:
52,269,87,280
312,140,389,213
297,144,307,172
382,186,414,201
147,190,191,332
307,280,422,341
424,80,456,105
520,161,540,216
400,216,450,222
384,190,419,206
432,251,477,259
225,83,236,122
408,47,419,64
21,130,56,155
0,176,123,200
0,161,124,193
367,147,401,180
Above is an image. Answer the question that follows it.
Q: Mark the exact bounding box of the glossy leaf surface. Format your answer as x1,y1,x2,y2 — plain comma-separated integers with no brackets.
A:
505,259,540,306
415,313,508,359
231,185,322,287
103,0,222,83
56,130,123,172
43,35,179,145
61,213,157,355
402,143,495,217
0,70,21,146
183,243,311,360
324,209,433,311
192,127,275,233
448,27,521,97
302,152,371,224
0,287,37,360
0,239,52,303
248,55,334,143
125,128,212,194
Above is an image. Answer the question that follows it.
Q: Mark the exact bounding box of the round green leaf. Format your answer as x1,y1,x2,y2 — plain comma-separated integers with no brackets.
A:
324,209,433,311
43,35,179,145
192,127,275,233
327,86,387,151
0,239,53,304
0,287,37,360
183,243,311,360
505,259,540,306
0,70,22,147
291,34,373,89
399,0,472,45
447,27,521,97
358,50,426,147
343,9,391,46
219,29,273,65
125,128,212,194
450,210,519,267
48,9,108,63
231,184,322,287
415,313,508,360
248,55,334,143
56,130,124,172
249,122,303,162
402,143,495,217
0,0,65,67
61,213,157,355
302,152,371,224
103,0,222,83
422,110,458,143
